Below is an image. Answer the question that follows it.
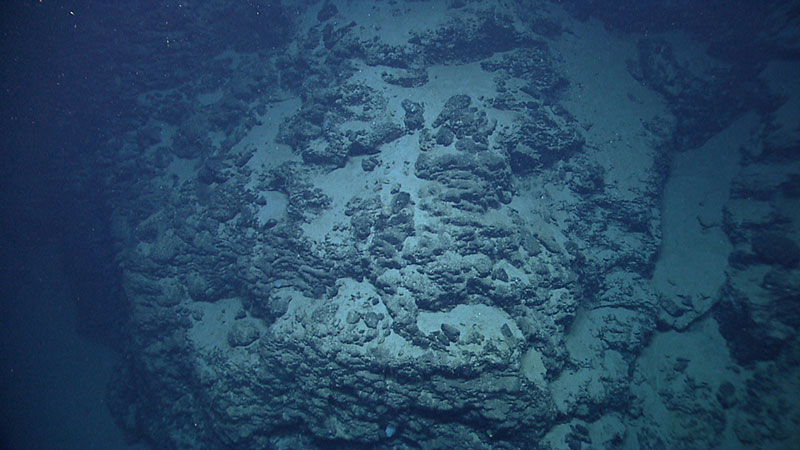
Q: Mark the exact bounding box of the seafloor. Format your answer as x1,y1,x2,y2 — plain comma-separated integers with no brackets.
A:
4,1,800,449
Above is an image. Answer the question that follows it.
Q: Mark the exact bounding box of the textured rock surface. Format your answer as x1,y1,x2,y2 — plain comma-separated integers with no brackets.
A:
89,1,800,449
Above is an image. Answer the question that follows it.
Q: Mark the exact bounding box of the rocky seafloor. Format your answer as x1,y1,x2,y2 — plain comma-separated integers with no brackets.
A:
83,1,800,448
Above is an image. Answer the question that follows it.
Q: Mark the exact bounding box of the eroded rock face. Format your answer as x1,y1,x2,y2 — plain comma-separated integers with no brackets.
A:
95,1,798,449
103,3,657,445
